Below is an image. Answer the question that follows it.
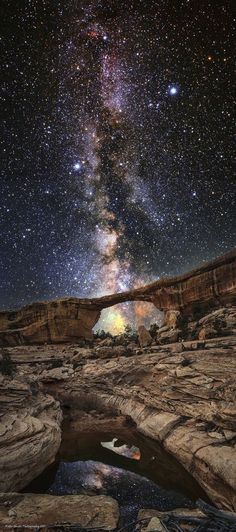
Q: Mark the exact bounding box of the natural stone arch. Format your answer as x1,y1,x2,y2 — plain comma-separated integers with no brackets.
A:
0,250,235,345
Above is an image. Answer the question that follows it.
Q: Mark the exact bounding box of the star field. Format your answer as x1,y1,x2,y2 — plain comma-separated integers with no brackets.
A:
1,1,235,329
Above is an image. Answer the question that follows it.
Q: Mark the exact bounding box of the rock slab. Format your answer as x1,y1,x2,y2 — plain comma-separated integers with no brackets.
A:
0,493,119,529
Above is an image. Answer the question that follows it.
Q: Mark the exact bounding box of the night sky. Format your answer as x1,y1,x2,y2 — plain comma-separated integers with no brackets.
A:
1,1,235,329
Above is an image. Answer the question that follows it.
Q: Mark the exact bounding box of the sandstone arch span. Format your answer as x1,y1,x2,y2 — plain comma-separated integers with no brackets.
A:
0,249,235,346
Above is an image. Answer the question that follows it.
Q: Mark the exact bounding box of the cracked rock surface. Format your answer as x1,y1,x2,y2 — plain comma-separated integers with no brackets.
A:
40,335,236,511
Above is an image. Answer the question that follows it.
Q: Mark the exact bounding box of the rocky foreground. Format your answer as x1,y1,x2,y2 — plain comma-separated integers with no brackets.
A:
0,305,236,529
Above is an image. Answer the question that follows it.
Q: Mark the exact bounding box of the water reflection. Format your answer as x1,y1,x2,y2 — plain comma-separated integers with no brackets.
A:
58,423,207,502
47,459,193,520
101,438,141,460
25,421,209,523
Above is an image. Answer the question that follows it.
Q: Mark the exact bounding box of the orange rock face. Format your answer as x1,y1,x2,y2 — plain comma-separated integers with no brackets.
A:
0,249,235,345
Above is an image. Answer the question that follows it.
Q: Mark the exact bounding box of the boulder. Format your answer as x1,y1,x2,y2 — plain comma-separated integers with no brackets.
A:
0,493,119,529
198,326,218,340
164,310,182,329
114,334,129,346
127,342,138,352
95,345,128,358
138,325,152,347
146,517,166,531
98,338,114,347
39,366,74,382
95,347,113,358
112,345,127,356
158,329,181,344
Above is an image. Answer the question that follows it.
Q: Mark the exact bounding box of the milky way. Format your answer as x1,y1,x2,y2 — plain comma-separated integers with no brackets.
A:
1,1,235,330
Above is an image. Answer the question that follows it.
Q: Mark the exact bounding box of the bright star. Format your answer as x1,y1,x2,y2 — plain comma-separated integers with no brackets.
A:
73,162,81,171
169,86,178,95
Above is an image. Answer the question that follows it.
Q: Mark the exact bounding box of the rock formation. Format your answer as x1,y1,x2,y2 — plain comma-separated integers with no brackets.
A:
138,325,153,347
0,307,236,522
0,300,100,346
138,504,236,532
0,249,235,345
39,316,236,512
0,249,236,526
0,493,119,529
0,375,62,492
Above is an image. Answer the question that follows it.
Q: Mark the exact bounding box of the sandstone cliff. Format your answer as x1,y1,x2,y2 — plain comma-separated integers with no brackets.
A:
0,249,235,345
0,375,62,492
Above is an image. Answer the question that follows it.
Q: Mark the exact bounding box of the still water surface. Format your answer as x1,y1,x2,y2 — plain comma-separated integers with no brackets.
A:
26,422,208,522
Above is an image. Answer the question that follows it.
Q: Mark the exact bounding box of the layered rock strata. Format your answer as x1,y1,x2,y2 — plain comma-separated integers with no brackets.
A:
0,323,236,515
0,300,100,345
0,375,62,492
0,249,235,345
40,333,236,511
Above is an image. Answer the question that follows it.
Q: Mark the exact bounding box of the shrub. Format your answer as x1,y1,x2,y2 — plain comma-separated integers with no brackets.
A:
0,350,16,377
94,329,111,340
149,323,159,338
124,324,137,341
50,359,64,369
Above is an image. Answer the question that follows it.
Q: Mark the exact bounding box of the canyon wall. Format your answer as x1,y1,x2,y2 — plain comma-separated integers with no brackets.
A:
0,249,235,346
0,300,100,346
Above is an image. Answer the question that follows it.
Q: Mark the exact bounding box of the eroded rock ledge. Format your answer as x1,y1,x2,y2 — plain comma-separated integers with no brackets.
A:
0,249,235,345
38,332,236,511
0,375,62,492
0,493,119,529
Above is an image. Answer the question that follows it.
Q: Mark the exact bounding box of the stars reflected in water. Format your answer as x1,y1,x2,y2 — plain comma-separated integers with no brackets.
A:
47,460,193,520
